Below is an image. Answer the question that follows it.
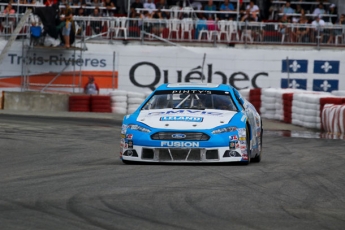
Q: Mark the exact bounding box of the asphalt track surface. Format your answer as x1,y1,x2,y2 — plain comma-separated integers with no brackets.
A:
1,114,345,230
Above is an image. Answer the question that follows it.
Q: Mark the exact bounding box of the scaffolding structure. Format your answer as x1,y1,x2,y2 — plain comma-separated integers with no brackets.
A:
21,20,88,93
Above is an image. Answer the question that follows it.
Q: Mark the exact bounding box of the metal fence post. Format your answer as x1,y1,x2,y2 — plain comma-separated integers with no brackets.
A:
317,25,321,50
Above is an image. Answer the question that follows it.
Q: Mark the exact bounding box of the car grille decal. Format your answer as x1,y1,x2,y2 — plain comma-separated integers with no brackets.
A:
151,132,210,141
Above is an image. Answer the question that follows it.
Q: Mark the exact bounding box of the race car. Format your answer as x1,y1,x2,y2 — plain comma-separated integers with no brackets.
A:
120,83,263,164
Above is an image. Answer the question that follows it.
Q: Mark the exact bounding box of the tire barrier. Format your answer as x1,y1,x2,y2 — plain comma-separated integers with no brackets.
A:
110,90,128,114
0,91,3,110
322,104,345,137
239,89,250,101
127,92,146,114
260,88,277,119
69,95,91,112
244,88,345,134
331,90,345,97
90,95,112,113
282,93,293,123
248,88,261,115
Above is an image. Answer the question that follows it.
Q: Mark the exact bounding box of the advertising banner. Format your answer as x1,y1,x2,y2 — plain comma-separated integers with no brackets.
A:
0,41,344,92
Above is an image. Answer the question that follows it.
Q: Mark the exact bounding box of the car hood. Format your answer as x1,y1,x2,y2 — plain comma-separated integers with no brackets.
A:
136,109,238,129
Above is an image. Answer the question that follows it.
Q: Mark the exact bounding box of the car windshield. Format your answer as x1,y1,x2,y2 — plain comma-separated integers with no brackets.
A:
142,90,238,111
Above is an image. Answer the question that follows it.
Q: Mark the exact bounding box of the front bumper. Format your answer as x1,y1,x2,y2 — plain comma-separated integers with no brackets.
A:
121,145,248,163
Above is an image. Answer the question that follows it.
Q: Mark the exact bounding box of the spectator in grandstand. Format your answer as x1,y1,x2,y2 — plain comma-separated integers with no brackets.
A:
190,0,202,11
155,0,169,18
61,4,73,48
327,14,345,44
326,3,337,24
246,0,260,21
219,0,235,20
3,3,16,14
130,0,143,18
90,0,103,15
16,0,27,14
144,0,156,15
90,7,103,34
72,0,86,7
76,7,86,16
103,0,116,16
84,76,100,95
280,0,295,14
241,9,257,22
203,0,216,20
72,0,86,14
151,7,165,37
311,15,325,43
313,3,326,17
278,14,291,39
237,0,247,21
293,16,310,42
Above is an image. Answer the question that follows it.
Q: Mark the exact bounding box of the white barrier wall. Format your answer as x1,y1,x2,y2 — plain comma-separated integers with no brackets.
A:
1,41,345,92
241,88,345,134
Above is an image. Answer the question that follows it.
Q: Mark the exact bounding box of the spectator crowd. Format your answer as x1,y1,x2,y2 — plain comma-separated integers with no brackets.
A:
1,0,344,44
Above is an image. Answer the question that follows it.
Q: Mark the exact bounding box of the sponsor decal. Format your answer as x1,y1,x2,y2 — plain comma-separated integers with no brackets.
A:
237,128,246,136
121,125,127,134
172,133,186,139
126,134,133,139
160,141,200,147
160,116,204,122
239,141,246,145
281,79,307,90
229,142,236,149
121,134,125,138
128,140,133,148
313,79,338,92
229,135,238,141
240,145,246,150
239,137,246,141
129,62,268,91
241,150,247,154
236,143,240,148
281,59,308,73
124,143,128,148
149,110,223,116
8,53,107,67
313,60,340,74
172,90,212,94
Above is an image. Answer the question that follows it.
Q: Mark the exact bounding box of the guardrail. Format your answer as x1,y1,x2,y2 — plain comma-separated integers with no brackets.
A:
1,13,344,49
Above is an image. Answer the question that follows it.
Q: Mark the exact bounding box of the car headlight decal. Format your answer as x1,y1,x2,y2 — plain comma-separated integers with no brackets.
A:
127,124,151,133
211,126,237,134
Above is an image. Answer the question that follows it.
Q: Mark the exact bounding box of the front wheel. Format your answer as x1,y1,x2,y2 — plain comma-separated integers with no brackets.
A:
242,125,251,165
252,127,263,163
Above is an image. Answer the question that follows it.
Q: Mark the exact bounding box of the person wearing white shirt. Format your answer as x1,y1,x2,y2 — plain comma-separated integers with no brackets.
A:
246,0,259,20
246,1,259,13
311,15,325,43
144,0,156,15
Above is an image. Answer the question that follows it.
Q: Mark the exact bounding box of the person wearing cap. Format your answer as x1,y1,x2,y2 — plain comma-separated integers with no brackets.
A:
84,76,100,95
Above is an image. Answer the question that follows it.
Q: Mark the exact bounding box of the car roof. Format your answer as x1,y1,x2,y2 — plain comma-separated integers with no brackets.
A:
156,83,234,91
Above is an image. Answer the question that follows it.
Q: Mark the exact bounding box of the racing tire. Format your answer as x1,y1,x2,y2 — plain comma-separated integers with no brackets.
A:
242,124,251,165
252,127,263,163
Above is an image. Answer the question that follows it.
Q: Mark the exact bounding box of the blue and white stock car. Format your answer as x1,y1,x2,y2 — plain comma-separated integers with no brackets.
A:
120,83,263,165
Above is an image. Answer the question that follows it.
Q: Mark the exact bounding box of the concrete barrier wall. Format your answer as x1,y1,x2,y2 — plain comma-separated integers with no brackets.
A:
3,91,69,112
